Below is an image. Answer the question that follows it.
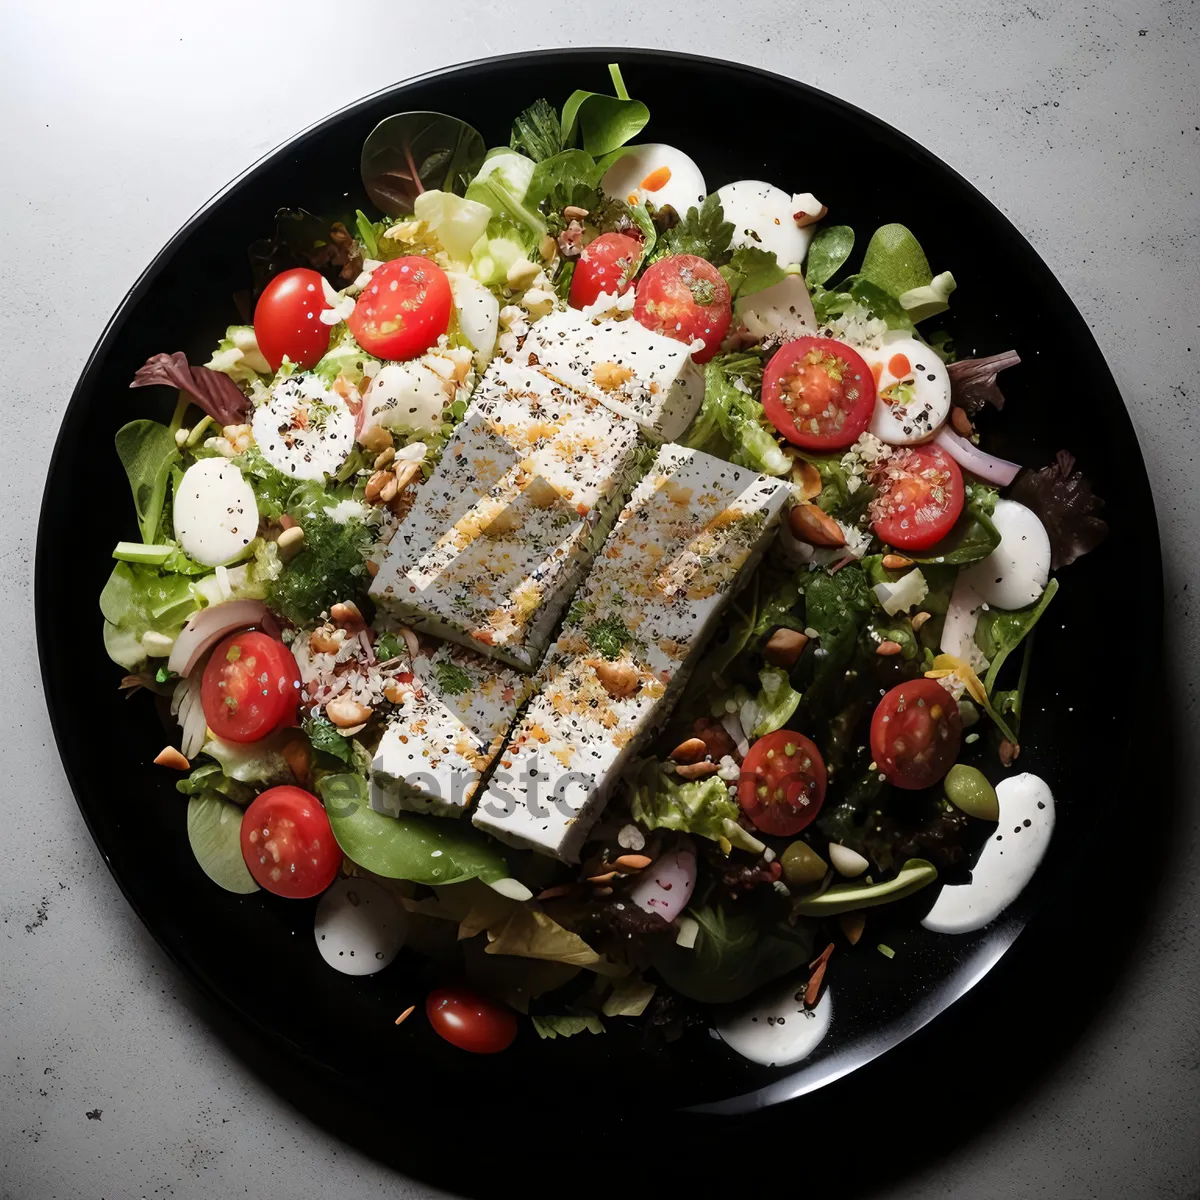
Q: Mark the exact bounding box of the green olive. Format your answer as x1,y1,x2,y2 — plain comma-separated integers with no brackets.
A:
944,764,999,821
781,840,828,887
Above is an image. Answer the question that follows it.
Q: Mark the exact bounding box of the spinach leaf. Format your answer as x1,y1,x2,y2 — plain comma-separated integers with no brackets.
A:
720,245,786,300
848,276,916,332
906,487,1001,566
975,578,1059,692
361,112,486,217
792,858,937,916
509,98,565,161
860,223,934,296
803,451,877,523
561,64,649,157
187,793,259,894
805,225,855,287
318,774,509,885
651,904,815,1004
654,193,734,265
115,420,179,545
302,715,355,767
864,613,920,660
527,149,602,212
797,566,874,723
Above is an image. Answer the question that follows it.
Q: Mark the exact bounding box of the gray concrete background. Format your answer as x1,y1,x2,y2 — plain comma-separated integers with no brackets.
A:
2,1,1197,1197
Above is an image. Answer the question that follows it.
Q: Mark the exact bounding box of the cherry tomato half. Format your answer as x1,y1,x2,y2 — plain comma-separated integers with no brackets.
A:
869,442,964,552
737,730,828,836
253,268,333,371
870,678,962,791
348,256,452,361
200,630,301,744
239,786,342,898
762,336,876,451
570,232,643,310
633,254,731,363
426,988,517,1054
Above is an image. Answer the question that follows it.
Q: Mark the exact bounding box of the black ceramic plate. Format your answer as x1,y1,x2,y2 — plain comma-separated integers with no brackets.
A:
37,49,1161,1124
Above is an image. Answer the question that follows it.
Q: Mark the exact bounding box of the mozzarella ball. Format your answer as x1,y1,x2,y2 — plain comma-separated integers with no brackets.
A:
717,180,813,266
364,360,454,436
252,373,355,481
863,334,951,445
959,499,1052,610
173,458,258,566
314,876,407,977
601,144,707,220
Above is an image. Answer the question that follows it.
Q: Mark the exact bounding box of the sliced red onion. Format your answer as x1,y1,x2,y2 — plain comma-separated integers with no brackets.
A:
172,673,208,759
934,426,1022,486
629,843,697,923
167,600,269,677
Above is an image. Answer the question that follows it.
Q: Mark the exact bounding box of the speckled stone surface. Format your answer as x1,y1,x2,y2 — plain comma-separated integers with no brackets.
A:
1,3,1196,1198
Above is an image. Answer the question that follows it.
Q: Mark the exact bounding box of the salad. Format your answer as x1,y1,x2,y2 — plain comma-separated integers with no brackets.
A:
103,64,1109,1062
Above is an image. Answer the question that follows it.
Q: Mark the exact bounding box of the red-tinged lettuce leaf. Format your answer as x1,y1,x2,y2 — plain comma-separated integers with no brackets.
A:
1008,450,1109,569
130,353,249,426
947,350,1021,415
360,112,485,218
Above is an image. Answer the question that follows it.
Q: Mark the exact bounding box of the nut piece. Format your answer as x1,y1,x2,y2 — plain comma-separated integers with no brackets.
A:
593,361,635,391
612,854,653,873
379,474,400,504
358,425,393,454
562,204,590,221
539,234,558,261
839,912,866,945
876,640,904,656
881,553,913,570
330,601,364,629
309,625,342,655
998,739,1021,767
675,760,719,781
792,192,828,227
383,678,413,705
593,659,640,699
365,469,394,504
154,746,190,771
276,525,305,562
373,446,396,470
326,695,374,729
764,628,809,668
366,559,381,578
792,459,823,501
787,503,846,548
951,407,974,437
669,737,708,764
911,610,932,631
506,258,541,290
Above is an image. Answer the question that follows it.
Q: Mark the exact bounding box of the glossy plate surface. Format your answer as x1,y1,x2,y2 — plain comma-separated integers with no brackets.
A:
36,49,1160,1122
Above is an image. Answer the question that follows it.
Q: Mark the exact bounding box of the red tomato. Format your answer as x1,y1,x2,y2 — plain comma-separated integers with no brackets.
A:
348,256,452,361
254,268,333,371
762,336,876,450
870,679,962,791
426,988,517,1054
239,786,342,898
737,730,827,836
200,631,301,744
869,443,964,551
570,232,643,310
633,254,732,363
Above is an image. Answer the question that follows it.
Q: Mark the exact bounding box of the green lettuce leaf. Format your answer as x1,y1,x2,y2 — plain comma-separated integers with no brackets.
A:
975,578,1059,692
175,761,254,806
630,763,740,845
527,149,602,212
531,1014,604,1040
900,271,957,323
561,64,649,157
650,904,815,1004
319,774,509,886
805,224,855,287
741,667,802,737
682,360,789,477
115,420,179,545
204,325,271,386
720,245,786,300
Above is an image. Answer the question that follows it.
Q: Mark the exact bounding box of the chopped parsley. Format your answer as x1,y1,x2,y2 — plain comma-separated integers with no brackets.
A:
433,661,473,696
587,617,632,660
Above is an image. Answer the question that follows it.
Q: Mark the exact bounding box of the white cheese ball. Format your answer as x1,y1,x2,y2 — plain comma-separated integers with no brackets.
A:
252,373,354,481
862,334,951,445
364,360,453,436
314,876,407,977
959,499,1052,609
172,458,258,567
717,180,813,266
601,143,707,219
